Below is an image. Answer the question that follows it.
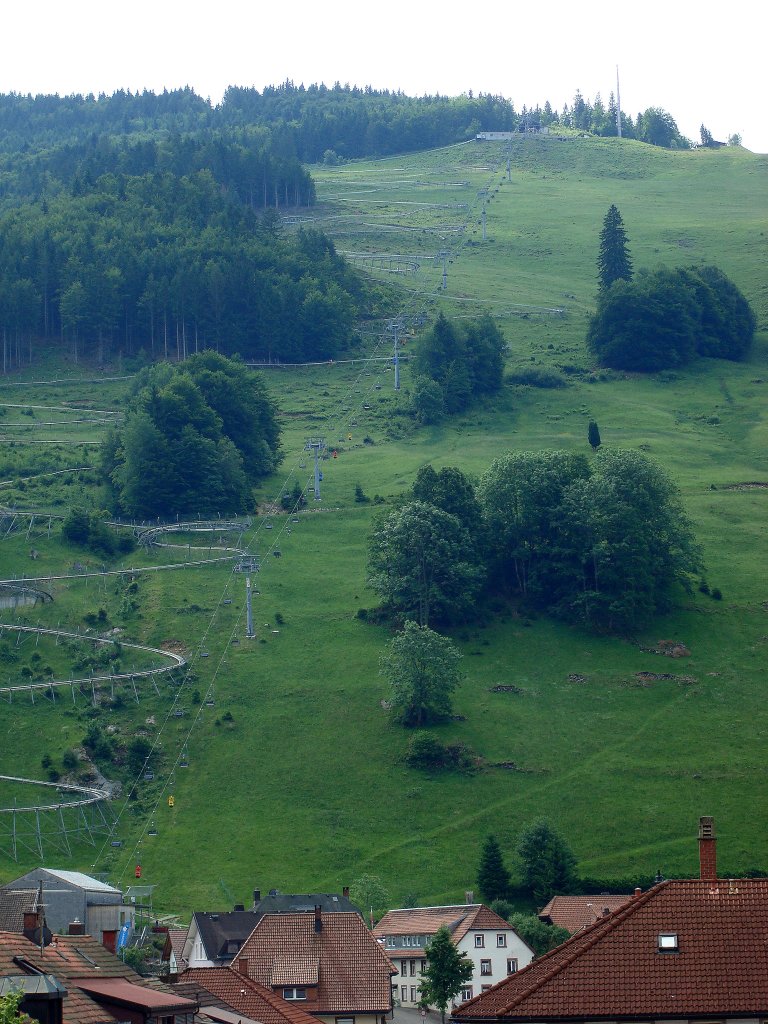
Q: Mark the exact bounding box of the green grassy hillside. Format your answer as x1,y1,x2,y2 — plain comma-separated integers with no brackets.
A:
0,135,766,917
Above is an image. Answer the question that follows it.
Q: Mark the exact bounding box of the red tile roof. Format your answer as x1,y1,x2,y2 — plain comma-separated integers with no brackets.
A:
234,912,395,1013
451,879,768,1020
374,905,516,946
0,930,194,1024
179,967,321,1024
537,894,632,933
73,976,197,1012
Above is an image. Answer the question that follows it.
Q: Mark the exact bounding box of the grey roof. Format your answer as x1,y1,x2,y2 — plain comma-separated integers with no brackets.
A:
252,893,362,917
2,868,121,894
194,911,262,962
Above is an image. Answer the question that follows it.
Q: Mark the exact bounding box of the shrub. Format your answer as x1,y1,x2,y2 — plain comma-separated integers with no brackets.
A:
507,367,568,388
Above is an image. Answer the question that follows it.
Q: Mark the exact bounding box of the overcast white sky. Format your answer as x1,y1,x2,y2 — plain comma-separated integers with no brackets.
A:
1,1,764,153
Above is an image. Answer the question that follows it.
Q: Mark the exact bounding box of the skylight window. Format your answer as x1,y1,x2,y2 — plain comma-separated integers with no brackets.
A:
657,933,679,952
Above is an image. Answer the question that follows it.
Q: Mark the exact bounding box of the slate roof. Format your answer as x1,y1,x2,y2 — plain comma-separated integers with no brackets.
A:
374,904,515,945
537,893,632,933
0,889,38,932
451,879,768,1021
178,967,321,1024
193,910,262,961
234,911,395,1013
253,893,362,918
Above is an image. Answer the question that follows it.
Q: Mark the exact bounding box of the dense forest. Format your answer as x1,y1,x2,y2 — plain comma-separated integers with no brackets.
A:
0,84,695,370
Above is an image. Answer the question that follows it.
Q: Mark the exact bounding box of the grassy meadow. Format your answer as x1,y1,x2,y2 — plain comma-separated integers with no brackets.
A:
0,134,766,916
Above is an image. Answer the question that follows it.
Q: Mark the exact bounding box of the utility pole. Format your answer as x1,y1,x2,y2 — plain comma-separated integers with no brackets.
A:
438,250,449,290
478,189,488,241
305,438,326,500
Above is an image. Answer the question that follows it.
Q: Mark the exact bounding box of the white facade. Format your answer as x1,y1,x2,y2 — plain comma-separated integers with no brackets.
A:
385,925,533,1008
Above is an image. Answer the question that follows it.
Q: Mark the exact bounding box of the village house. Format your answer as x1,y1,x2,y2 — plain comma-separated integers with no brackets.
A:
450,817,768,1024
174,966,323,1024
231,907,395,1024
182,890,361,969
373,901,534,1008
537,892,632,933
0,925,198,1024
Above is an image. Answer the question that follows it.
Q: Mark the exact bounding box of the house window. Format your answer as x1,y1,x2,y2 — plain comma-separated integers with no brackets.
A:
420,959,427,973
410,987,418,1003
658,933,679,953
507,958,518,975
496,933,507,947
336,1017,355,1024
474,934,484,948
400,960,408,977
401,986,408,1003
283,988,307,1000
386,936,395,948
404,935,411,947
410,959,417,976
480,960,492,976
461,987,473,1001
481,985,492,992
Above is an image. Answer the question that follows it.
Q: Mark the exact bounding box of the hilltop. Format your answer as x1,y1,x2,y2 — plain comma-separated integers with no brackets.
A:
0,133,766,917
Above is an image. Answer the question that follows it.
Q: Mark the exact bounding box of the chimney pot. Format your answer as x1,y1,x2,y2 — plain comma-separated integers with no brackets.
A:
253,889,261,904
465,891,474,905
68,919,85,936
698,815,717,881
342,886,350,899
314,905,322,933
634,887,642,897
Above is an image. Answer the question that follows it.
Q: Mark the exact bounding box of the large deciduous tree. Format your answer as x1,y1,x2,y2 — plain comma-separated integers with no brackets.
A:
367,501,484,626
597,205,633,292
420,925,474,1023
380,621,463,728
517,819,578,902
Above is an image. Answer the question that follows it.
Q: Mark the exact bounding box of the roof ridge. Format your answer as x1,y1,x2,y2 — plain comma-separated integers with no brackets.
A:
496,884,664,1013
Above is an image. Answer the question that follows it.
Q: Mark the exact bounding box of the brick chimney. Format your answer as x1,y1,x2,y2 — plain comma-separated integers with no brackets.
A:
253,889,261,904
342,886,350,899
699,815,717,881
23,911,38,931
68,919,85,936
465,891,474,905
314,905,322,933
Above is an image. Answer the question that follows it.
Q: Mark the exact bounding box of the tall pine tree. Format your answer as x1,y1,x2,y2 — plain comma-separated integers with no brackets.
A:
477,834,511,902
597,205,633,291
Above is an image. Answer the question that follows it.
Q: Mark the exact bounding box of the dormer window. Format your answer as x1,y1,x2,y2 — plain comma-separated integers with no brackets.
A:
657,933,679,953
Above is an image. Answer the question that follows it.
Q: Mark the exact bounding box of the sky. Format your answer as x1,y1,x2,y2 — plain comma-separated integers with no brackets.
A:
1,1,765,153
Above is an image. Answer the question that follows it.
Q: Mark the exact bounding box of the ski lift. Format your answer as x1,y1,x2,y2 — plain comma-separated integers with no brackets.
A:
110,840,123,848
200,650,209,658
147,824,158,836
205,697,215,707
231,637,240,644
173,708,184,717
179,754,189,768
144,770,154,781
291,517,300,524
299,460,307,469
223,598,232,605
264,521,273,530
363,404,371,410
273,549,282,558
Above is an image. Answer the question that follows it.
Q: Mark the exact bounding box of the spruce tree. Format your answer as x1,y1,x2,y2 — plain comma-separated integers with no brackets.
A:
597,205,633,291
477,834,511,902
588,420,601,450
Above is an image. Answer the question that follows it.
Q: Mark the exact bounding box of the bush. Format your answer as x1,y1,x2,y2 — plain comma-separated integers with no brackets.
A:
508,367,568,388
405,732,479,772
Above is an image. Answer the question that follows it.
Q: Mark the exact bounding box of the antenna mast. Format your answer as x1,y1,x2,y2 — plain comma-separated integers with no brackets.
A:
616,65,622,138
